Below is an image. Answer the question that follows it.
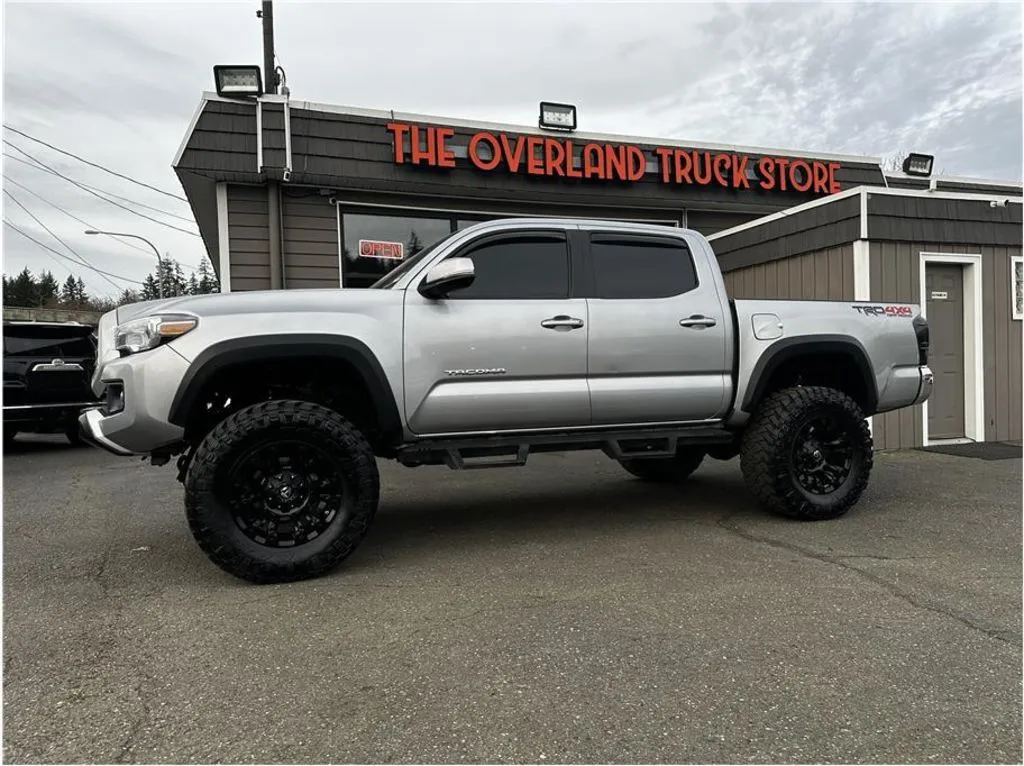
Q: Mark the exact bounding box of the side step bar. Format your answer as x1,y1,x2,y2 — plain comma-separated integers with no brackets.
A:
397,425,736,470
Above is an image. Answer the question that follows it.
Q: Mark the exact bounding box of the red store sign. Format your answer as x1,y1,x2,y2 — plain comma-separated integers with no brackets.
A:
386,122,842,194
359,239,404,260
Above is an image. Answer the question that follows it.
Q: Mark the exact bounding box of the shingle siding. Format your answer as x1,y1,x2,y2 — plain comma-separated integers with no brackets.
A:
713,196,861,271
866,194,1022,246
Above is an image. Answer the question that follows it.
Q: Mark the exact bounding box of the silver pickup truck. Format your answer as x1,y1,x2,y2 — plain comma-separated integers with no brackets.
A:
80,218,932,583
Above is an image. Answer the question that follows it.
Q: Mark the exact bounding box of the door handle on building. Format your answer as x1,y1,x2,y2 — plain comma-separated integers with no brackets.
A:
679,315,717,329
541,315,585,330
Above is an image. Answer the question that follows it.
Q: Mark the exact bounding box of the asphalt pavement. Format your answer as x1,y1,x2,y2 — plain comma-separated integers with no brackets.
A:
3,436,1021,764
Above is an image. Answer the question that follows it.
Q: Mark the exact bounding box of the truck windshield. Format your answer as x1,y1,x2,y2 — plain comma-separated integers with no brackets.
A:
368,233,455,289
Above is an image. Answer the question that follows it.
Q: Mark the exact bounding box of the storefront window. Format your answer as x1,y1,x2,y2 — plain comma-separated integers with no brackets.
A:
341,213,451,288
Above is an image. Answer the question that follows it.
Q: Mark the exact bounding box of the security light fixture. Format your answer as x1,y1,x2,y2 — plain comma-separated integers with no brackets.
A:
902,153,935,178
539,102,577,131
213,65,264,98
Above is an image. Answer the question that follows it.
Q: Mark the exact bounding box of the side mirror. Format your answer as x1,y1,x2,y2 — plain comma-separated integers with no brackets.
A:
418,257,475,300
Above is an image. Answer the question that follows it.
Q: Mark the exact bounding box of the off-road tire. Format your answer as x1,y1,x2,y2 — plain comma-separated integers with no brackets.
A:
740,386,872,521
621,448,706,483
184,399,379,584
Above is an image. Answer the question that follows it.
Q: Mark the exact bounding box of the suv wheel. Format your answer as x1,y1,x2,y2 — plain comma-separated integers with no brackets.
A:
184,399,380,584
621,447,705,483
740,386,872,520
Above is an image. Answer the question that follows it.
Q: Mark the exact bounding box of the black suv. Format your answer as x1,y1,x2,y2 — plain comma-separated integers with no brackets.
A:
3,321,100,446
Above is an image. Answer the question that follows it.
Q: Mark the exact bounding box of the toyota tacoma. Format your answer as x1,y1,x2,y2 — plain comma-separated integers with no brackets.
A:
79,218,932,583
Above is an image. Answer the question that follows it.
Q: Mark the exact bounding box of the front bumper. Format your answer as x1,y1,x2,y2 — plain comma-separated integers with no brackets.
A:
77,343,191,456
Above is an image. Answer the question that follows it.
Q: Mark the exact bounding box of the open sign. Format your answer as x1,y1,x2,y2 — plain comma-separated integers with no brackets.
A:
358,239,404,260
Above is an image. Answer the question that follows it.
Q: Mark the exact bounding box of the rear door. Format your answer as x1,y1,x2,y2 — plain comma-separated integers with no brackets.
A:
403,227,591,435
3,324,97,408
581,230,731,425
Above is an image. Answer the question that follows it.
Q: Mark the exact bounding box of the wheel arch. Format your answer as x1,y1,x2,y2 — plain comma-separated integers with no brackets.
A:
741,335,879,415
168,334,403,448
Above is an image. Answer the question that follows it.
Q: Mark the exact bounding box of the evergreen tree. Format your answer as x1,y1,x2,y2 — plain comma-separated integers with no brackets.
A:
60,274,83,307
118,288,141,306
75,276,87,303
141,274,160,300
7,268,41,307
186,273,200,295
197,257,220,293
37,270,60,306
406,230,424,257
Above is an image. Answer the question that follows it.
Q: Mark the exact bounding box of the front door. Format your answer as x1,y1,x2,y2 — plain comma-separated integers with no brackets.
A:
583,231,731,425
925,263,966,440
403,229,591,435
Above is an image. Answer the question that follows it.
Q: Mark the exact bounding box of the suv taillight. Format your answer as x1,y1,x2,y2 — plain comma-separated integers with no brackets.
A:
912,315,929,365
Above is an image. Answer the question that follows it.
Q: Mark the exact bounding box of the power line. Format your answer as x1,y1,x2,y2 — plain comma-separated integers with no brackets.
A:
4,188,125,293
3,173,156,255
3,140,201,237
2,123,188,202
3,153,195,222
3,219,144,286
2,173,202,269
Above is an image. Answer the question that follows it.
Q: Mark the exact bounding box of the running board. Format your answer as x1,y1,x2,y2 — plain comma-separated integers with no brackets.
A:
397,425,735,470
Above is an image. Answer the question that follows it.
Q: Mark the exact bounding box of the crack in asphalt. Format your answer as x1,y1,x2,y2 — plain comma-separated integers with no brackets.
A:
715,513,1020,648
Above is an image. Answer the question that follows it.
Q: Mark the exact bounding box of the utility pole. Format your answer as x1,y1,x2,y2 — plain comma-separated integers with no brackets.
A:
260,0,277,95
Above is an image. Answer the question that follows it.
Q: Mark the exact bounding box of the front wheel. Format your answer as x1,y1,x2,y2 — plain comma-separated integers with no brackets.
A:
740,386,872,520
184,399,380,584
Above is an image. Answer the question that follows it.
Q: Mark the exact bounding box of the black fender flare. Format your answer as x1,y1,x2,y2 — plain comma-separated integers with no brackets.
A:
167,334,403,443
741,335,879,413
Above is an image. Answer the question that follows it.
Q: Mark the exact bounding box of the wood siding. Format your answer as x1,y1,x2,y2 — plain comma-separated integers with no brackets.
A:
722,245,854,300
281,192,339,288
712,195,861,272
869,241,1023,449
866,194,1022,246
226,185,272,291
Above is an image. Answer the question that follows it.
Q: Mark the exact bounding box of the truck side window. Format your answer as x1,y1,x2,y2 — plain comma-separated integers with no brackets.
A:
589,234,698,299
452,233,570,300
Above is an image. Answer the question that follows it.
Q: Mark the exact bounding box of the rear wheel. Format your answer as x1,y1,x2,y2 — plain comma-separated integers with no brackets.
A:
184,399,379,584
621,447,705,483
740,386,872,520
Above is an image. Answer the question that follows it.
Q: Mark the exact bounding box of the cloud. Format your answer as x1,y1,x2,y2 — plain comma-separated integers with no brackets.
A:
2,1,1020,297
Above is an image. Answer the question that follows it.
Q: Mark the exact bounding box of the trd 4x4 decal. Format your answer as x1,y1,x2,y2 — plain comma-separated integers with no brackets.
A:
852,304,913,317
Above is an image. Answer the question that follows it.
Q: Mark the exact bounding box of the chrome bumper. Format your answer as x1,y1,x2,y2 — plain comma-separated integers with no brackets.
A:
78,407,135,456
912,365,933,406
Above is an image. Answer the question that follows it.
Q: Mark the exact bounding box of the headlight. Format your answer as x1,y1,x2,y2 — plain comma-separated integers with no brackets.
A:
114,315,197,355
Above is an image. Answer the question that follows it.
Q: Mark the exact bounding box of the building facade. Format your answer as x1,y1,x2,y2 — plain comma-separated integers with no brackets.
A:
173,92,1023,450
713,187,1023,449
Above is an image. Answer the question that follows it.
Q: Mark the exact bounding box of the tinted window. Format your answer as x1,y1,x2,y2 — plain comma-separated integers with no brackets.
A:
3,333,95,358
589,235,698,299
452,234,569,300
342,212,452,289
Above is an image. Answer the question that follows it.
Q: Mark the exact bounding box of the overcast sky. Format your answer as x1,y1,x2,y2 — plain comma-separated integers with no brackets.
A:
3,0,1022,299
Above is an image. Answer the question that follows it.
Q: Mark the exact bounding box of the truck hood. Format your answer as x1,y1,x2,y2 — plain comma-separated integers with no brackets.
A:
115,287,404,323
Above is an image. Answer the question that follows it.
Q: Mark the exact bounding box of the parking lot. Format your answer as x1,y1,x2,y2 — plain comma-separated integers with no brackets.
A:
3,438,1021,764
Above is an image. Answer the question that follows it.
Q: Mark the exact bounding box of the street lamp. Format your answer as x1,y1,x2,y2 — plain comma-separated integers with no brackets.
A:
85,229,163,298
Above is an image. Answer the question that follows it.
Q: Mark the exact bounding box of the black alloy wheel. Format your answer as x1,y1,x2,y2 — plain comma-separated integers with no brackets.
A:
789,416,855,496
185,400,380,583
224,438,349,549
740,385,872,520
